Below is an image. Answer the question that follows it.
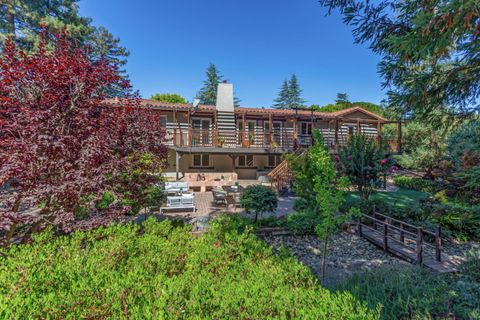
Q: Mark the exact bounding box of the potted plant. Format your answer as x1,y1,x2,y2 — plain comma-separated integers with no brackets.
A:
217,136,225,147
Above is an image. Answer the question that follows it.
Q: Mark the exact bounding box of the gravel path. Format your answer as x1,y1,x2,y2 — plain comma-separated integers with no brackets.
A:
261,231,479,287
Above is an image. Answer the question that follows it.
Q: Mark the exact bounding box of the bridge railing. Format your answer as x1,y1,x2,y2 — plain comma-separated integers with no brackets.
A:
358,207,442,264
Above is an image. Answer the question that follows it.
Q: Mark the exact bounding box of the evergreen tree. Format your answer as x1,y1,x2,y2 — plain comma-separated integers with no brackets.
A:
195,64,240,106
195,64,222,105
89,26,130,97
273,74,306,109
319,0,480,124
273,79,291,109
335,93,350,106
0,1,130,97
288,74,306,109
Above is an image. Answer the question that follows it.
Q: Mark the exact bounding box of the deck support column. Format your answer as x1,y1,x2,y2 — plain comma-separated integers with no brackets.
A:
242,112,246,147
269,113,273,146
175,151,181,181
376,120,382,144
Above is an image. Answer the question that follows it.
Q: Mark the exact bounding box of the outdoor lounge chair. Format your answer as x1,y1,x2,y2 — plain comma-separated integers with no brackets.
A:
160,193,195,214
212,190,227,208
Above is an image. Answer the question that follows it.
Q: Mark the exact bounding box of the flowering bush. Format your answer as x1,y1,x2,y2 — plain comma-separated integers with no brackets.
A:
337,135,395,200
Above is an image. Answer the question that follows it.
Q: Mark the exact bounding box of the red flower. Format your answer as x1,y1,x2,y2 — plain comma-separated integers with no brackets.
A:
380,159,388,165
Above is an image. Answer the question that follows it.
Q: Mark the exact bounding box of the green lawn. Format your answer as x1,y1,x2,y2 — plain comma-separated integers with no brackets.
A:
345,188,429,208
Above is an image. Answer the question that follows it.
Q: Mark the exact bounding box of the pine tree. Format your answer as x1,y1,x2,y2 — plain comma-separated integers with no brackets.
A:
273,80,291,109
288,74,306,109
0,1,130,97
90,26,130,97
319,0,480,123
273,74,306,109
196,64,222,105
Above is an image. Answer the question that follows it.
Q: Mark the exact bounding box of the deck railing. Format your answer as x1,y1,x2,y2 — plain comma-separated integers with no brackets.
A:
165,128,402,153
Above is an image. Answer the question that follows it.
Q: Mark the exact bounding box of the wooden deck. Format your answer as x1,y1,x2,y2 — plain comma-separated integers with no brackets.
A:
358,211,459,273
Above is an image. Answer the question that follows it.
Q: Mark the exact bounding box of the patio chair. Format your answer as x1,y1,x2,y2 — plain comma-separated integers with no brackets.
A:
212,190,227,208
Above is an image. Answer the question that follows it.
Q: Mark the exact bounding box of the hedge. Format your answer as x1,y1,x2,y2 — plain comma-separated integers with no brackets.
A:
0,216,378,319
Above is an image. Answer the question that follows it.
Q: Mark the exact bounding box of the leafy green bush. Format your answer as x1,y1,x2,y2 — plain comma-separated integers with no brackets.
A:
393,175,435,193
120,197,141,215
335,265,452,319
285,210,323,235
95,191,115,210
0,217,378,319
240,185,278,222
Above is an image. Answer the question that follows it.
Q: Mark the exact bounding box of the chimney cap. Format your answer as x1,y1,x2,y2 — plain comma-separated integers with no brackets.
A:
222,80,228,84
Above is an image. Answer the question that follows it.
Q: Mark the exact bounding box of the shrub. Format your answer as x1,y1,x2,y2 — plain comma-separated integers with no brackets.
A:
393,175,435,193
285,210,323,235
240,185,278,222
335,265,451,319
338,135,395,200
95,191,116,210
0,217,378,319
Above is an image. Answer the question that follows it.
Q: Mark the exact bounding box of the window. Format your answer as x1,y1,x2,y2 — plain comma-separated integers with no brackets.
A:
268,155,281,167
238,155,254,167
160,116,167,128
193,154,210,167
299,122,312,135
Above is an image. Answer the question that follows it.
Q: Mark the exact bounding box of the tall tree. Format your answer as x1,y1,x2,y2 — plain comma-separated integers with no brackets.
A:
195,64,223,105
335,93,350,106
273,74,306,109
89,26,130,97
0,34,167,243
319,0,480,125
273,79,291,109
195,64,240,105
151,93,187,104
0,1,130,97
288,74,306,109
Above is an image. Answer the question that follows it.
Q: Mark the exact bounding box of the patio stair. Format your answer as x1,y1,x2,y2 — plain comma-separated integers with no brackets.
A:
268,149,305,194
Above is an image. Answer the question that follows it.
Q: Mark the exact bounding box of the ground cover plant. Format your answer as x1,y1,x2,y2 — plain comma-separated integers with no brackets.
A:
0,216,379,319
335,252,480,320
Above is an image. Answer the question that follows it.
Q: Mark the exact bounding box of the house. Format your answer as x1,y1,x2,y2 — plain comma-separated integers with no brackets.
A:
134,83,401,191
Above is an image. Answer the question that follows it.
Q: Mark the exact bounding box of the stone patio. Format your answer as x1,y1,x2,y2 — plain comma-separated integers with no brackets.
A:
158,189,295,220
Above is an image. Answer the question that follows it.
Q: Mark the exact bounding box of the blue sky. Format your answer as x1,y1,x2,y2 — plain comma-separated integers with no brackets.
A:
79,0,384,107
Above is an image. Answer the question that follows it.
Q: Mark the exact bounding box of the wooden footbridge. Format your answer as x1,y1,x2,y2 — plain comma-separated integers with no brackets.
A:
357,209,459,273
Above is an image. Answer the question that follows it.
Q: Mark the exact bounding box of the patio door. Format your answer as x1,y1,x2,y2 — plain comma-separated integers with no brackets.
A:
192,118,211,146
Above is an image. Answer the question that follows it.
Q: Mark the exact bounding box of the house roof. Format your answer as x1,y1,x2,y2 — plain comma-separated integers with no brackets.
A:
105,98,388,122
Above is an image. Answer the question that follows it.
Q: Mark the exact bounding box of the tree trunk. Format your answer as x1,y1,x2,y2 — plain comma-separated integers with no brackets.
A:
321,237,329,284
5,0,16,39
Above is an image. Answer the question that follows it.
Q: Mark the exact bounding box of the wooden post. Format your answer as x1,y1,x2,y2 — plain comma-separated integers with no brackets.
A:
334,118,339,148
377,120,382,144
175,151,180,181
435,226,442,262
416,228,424,265
214,110,218,147
173,109,178,146
399,223,405,243
356,119,361,136
242,112,246,147
358,217,363,237
397,121,402,154
187,110,191,146
293,117,298,149
269,113,273,145
383,223,388,252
